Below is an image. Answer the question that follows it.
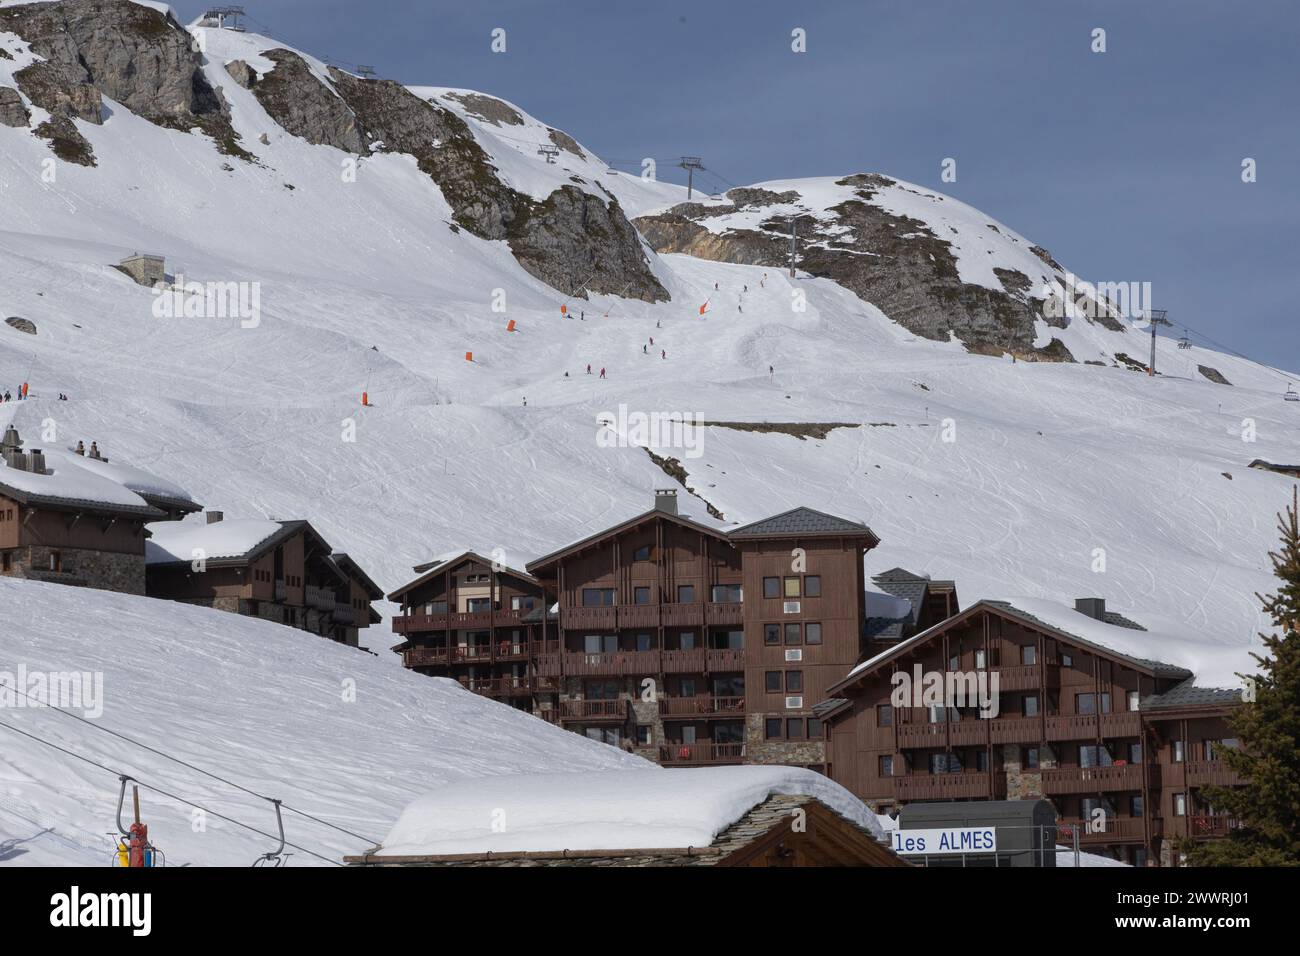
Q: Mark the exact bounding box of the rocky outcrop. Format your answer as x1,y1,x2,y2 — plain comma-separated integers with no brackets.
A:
327,68,667,301
13,61,102,121
224,59,257,90
443,91,524,127
249,51,366,154
5,317,37,335
1198,365,1231,385
0,0,249,158
0,87,29,127
635,173,1084,358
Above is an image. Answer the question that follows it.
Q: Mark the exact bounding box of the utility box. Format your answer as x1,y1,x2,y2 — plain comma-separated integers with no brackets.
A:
896,799,1058,867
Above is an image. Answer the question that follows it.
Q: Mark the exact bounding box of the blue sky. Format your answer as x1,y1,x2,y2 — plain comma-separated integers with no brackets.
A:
177,1,1299,373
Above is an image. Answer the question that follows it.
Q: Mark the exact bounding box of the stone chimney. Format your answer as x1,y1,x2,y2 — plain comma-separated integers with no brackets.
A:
88,441,103,461
654,488,678,516
1075,597,1107,621
29,449,46,474
74,440,85,456
206,511,224,524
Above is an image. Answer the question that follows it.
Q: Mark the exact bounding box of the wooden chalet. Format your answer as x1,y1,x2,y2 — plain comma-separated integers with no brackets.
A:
145,514,380,646
818,597,1247,867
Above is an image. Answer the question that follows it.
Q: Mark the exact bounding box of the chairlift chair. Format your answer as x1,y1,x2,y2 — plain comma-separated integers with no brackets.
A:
1285,383,1299,402
1177,332,1191,349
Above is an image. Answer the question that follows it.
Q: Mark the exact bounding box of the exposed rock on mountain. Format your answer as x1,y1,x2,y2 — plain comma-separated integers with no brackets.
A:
1,0,249,158
634,174,1122,359
250,50,366,154
0,86,29,127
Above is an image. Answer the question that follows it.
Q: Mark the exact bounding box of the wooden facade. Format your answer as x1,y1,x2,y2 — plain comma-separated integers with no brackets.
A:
390,492,883,770
821,599,1247,866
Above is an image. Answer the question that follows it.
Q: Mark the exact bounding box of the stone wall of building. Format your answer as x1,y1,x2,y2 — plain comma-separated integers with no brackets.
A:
744,712,826,766
6,545,144,594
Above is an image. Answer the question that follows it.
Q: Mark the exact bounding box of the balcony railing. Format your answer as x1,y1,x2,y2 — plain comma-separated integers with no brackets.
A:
392,609,526,634
705,602,744,626
706,648,745,671
1183,761,1245,788
563,606,617,629
458,677,535,697
305,585,338,611
560,699,628,721
658,742,745,765
662,648,707,673
1044,710,1142,741
1056,816,1150,844
896,716,990,748
1041,763,1146,795
893,772,1005,801
995,663,1060,692
989,716,1043,744
562,651,661,677
1186,815,1241,838
402,646,448,667
658,696,745,717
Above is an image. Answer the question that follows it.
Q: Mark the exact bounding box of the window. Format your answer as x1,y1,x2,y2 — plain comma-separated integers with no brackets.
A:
49,551,62,573
635,633,652,652
1061,653,1073,667
1080,745,1113,768
783,576,800,598
784,623,801,645
763,624,780,646
676,585,694,603
879,755,894,777
1128,690,1140,712
633,544,652,562
1129,743,1143,764
930,753,961,774
765,718,782,740
1021,644,1036,666
633,586,651,605
510,595,535,611
805,623,822,645
1173,793,1187,817
636,726,652,745
466,597,490,613
680,726,697,744
711,584,742,603
1,551,10,573
1023,695,1039,717
678,631,696,650
1172,740,1185,763
765,671,782,693
804,575,821,597
584,634,617,654
1130,796,1144,818
786,719,805,740
975,649,986,669
948,653,960,671
807,718,823,739
927,705,948,724
763,577,780,599
1099,693,1112,713
877,704,893,727
785,671,803,693
1077,693,1096,715
582,588,615,607
679,678,697,698
1024,747,1039,769
975,750,990,772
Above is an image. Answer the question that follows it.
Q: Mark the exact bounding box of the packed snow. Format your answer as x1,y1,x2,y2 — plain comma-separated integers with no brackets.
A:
374,765,882,857
144,517,284,564
0,578,646,866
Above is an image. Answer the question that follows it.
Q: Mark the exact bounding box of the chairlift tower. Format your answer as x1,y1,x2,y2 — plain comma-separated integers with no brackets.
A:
203,6,246,31
1145,308,1171,376
537,145,560,165
677,156,704,200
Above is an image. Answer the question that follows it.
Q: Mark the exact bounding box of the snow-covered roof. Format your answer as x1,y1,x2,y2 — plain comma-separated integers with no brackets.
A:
372,766,883,857
843,596,1252,692
0,451,161,516
145,518,285,565
43,448,199,511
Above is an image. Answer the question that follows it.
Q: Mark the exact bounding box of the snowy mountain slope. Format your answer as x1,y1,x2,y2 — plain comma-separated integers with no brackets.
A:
0,2,1294,732
0,577,647,866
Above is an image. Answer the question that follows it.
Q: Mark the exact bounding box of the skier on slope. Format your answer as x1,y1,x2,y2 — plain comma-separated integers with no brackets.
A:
599,367,606,379
587,364,592,375
661,350,666,360
643,344,647,354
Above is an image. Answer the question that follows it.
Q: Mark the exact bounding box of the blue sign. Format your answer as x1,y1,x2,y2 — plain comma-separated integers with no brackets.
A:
892,827,998,855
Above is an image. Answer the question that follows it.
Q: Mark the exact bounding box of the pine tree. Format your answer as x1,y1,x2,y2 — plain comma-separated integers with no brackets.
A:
1187,487,1300,866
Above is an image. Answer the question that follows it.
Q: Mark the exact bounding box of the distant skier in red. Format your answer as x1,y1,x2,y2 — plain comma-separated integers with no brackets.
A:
599,367,606,379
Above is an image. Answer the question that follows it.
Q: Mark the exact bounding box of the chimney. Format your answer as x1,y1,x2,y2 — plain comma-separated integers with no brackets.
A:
29,449,45,474
1075,598,1107,621
654,489,678,516
89,441,102,461
74,440,85,456
206,511,224,524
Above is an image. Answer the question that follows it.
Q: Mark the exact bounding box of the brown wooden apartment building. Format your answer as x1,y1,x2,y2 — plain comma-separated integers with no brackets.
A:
389,490,884,769
818,598,1246,866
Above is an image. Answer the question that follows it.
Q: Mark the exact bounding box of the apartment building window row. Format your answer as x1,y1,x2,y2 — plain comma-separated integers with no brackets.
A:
762,622,823,645
764,670,803,693
764,717,824,740
761,575,821,599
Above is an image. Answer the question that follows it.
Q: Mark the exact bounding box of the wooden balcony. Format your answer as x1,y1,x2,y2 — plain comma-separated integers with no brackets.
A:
896,717,989,749
893,772,1005,801
662,648,707,673
1185,815,1241,839
1183,761,1245,788
1056,816,1150,845
1041,763,1146,795
617,604,660,629
658,696,745,718
705,602,744,627
457,677,534,697
450,644,494,663
995,663,1060,692
305,585,338,611
706,648,745,671
392,609,525,634
562,651,661,677
563,606,616,629
401,646,448,667
1044,711,1142,741
658,742,745,765
989,716,1043,745
662,603,704,628
560,699,628,721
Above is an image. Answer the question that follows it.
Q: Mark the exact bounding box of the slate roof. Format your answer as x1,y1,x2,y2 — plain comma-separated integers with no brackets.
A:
1140,679,1243,711
0,478,166,518
812,697,850,719
729,506,877,540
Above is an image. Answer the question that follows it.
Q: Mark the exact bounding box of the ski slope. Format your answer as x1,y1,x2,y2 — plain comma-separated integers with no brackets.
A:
0,577,646,867
0,11,1296,865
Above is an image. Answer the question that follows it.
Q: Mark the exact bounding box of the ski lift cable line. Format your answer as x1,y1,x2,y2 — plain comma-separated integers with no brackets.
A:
0,678,382,846
0,718,346,866
1175,321,1296,385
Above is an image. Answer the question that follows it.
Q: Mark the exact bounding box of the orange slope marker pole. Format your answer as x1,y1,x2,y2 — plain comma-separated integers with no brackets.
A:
465,351,473,362
506,319,516,332
698,300,709,316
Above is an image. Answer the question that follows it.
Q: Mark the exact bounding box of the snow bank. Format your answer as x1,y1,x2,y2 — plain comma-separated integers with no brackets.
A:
375,765,882,857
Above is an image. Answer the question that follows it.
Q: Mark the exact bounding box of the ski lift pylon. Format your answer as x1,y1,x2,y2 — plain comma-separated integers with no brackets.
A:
252,798,290,867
